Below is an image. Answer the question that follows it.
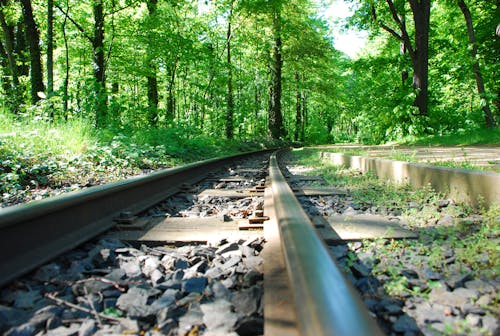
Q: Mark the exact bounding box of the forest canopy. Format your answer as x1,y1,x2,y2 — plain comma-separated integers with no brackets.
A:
0,0,498,144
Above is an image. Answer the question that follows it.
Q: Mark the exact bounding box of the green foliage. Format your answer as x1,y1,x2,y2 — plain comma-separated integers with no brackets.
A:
0,113,280,206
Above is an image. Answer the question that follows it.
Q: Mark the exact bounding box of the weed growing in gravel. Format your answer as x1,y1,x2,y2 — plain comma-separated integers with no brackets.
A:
288,148,500,291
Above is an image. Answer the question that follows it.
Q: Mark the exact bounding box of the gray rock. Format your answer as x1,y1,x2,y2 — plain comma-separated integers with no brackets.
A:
243,270,263,287
211,282,231,300
205,267,224,279
232,286,261,316
437,214,454,226
235,316,263,336
120,260,142,278
465,314,481,327
142,256,160,276
329,245,348,259
150,269,164,285
350,262,371,278
243,256,263,271
4,322,36,336
150,294,176,313
104,268,126,282
0,305,28,329
117,287,150,312
44,324,80,336
481,315,499,335
174,258,189,270
78,319,97,336
13,290,41,309
158,318,177,334
72,279,113,296
119,318,140,333
183,277,208,294
392,315,419,333
464,279,496,294
33,263,61,282
200,299,238,332
178,302,203,334
446,273,473,289
421,268,442,281
216,242,239,255
429,287,479,307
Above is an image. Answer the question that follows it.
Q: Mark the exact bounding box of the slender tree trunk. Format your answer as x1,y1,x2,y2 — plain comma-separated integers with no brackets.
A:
20,0,45,104
47,0,54,96
225,1,234,139
408,0,430,116
93,0,107,127
294,72,301,142
61,2,69,118
457,0,495,128
268,4,285,139
146,0,159,126
166,63,177,122
0,2,21,111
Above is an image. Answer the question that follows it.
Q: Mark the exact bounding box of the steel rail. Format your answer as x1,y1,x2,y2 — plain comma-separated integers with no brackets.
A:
270,151,383,336
0,149,274,288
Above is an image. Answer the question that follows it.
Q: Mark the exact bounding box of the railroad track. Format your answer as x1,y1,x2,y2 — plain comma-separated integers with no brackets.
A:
4,148,494,335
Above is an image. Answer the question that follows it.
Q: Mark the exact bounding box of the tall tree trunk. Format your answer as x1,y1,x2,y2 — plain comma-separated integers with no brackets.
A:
47,0,54,96
20,0,45,104
61,1,69,118
408,0,430,116
166,64,176,122
146,0,159,126
375,0,430,116
294,72,301,142
268,4,285,139
93,0,107,127
0,1,20,111
457,0,495,128
225,1,234,139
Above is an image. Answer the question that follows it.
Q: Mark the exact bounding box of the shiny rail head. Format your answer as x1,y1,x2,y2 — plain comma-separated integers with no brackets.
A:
269,151,383,336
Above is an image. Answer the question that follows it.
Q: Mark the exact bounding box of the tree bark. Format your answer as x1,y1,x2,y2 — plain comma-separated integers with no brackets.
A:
376,0,430,116
225,1,234,139
47,0,54,96
0,1,20,111
146,0,159,126
408,0,430,116
20,0,45,104
268,4,285,139
294,72,301,142
457,0,495,128
93,0,107,127
61,0,69,118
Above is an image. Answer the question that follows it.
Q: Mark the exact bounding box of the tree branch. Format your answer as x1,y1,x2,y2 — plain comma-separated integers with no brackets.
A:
380,23,402,41
386,0,415,58
54,3,93,43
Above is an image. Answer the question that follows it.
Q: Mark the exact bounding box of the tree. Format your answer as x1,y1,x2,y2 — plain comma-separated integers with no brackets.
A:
371,0,430,116
20,0,45,104
225,0,235,139
47,0,54,97
146,0,159,126
0,0,20,111
457,0,495,128
268,1,285,139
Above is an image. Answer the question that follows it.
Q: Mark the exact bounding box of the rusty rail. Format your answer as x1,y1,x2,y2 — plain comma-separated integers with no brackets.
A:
0,150,273,288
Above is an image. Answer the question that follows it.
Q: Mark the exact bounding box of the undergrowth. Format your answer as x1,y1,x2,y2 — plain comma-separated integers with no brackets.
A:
0,115,281,207
289,148,500,280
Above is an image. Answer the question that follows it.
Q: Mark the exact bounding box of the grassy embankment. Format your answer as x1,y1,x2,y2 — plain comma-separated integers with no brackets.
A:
0,115,279,207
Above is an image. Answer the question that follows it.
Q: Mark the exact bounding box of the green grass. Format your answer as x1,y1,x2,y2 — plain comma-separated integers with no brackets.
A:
289,148,500,281
0,114,281,206
400,126,500,146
